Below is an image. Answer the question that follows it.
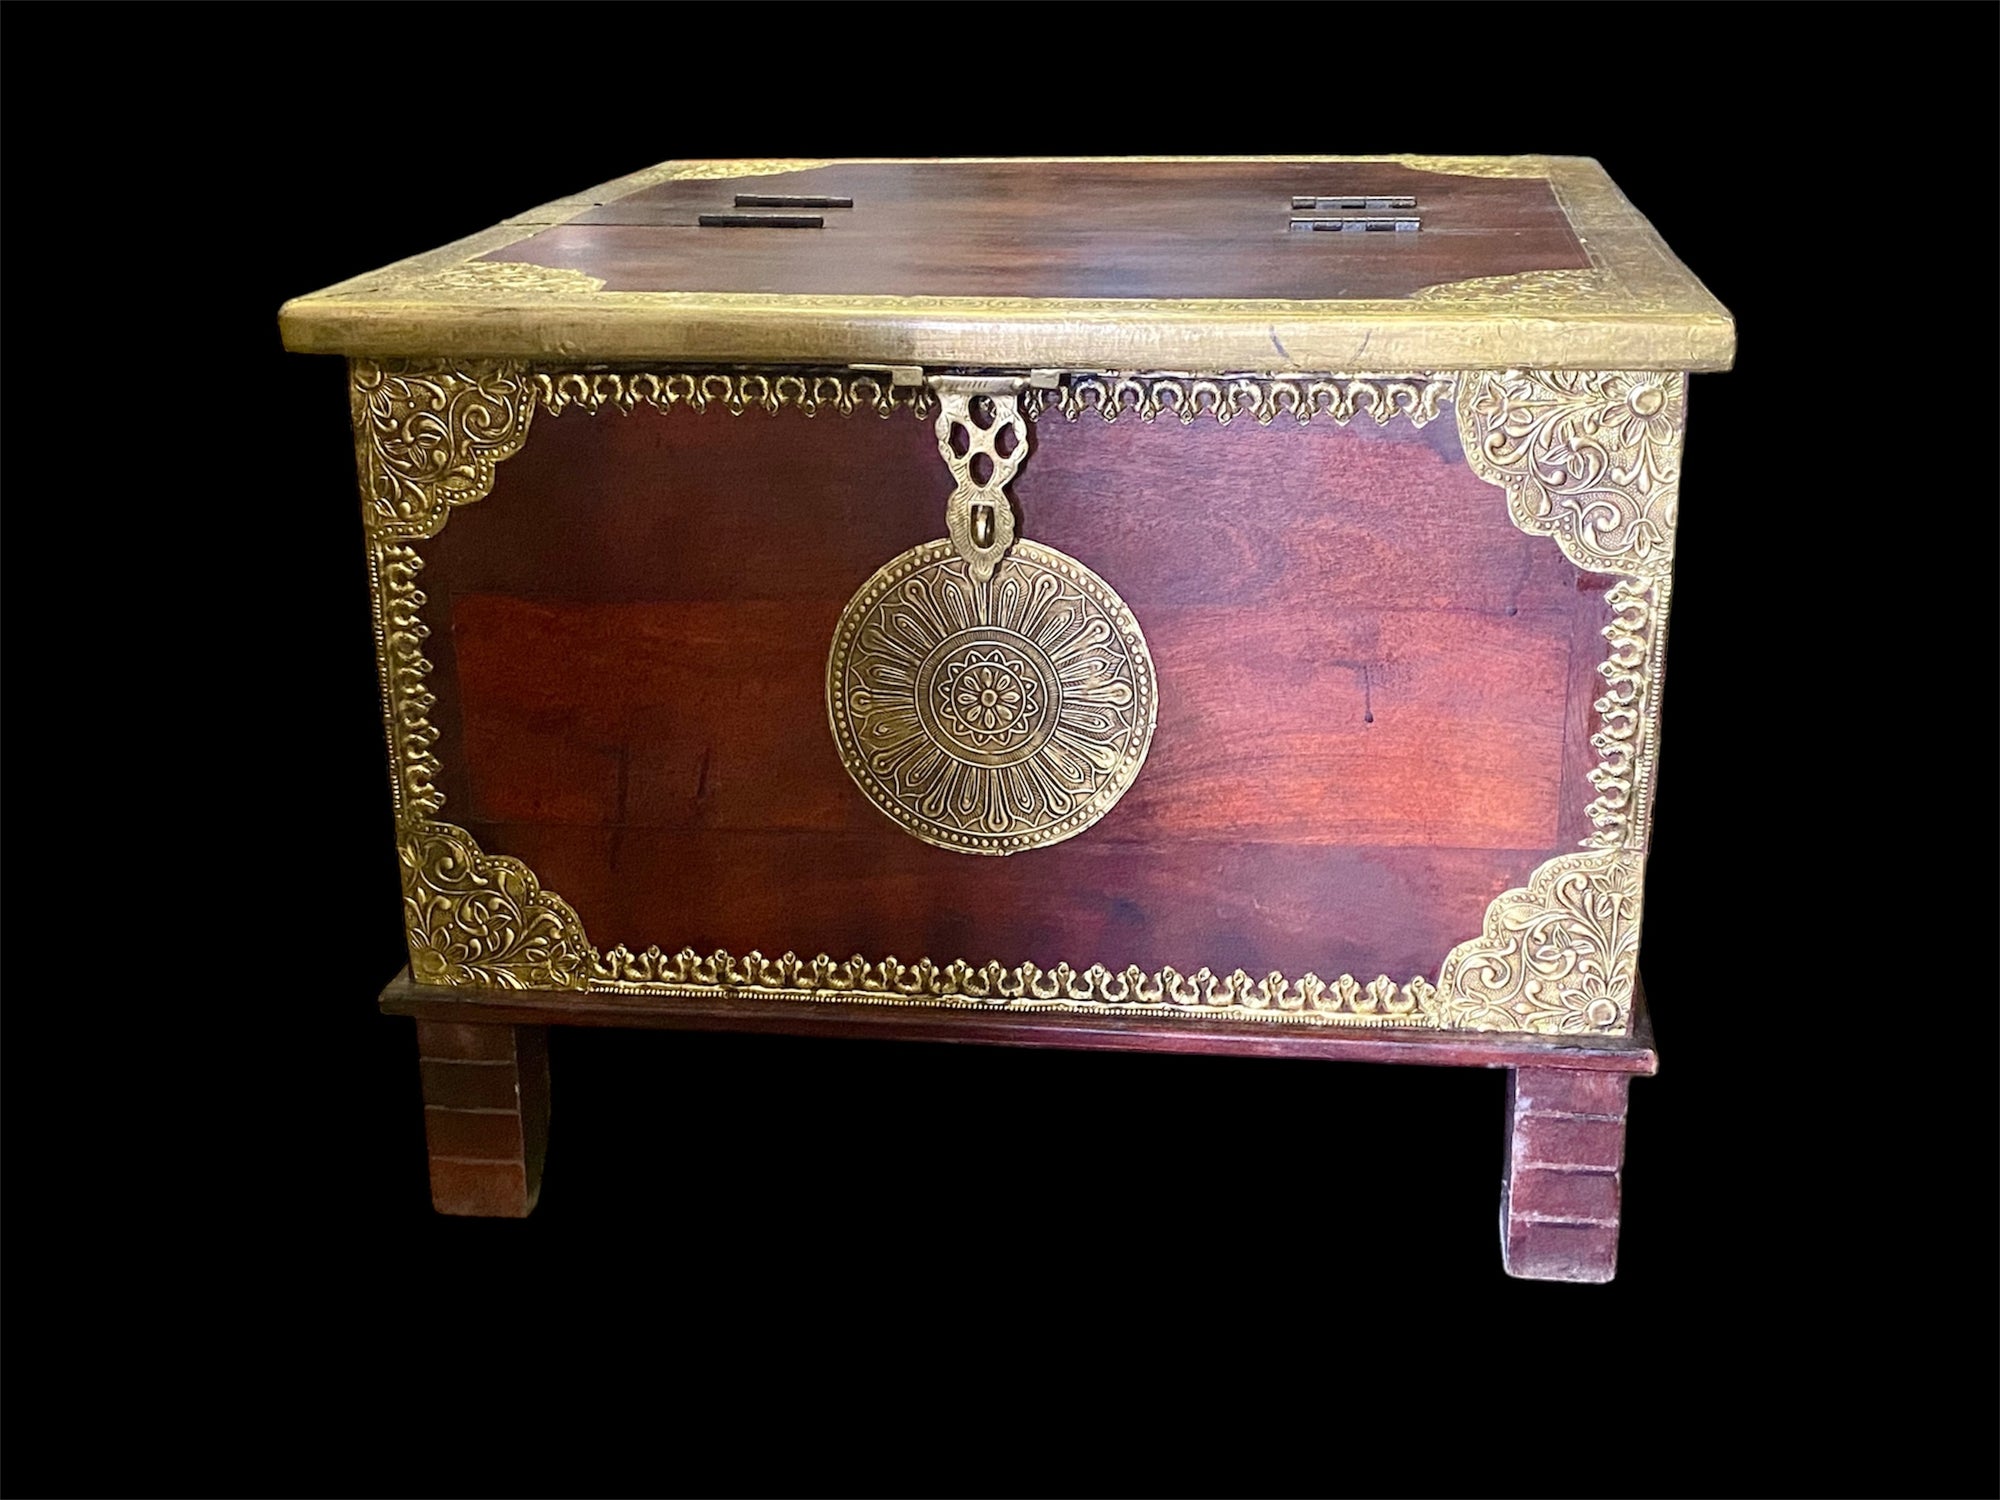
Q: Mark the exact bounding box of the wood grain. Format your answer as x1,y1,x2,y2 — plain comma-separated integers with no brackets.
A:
416,402,1608,979
487,161,1589,301
447,596,1570,847
464,825,1560,984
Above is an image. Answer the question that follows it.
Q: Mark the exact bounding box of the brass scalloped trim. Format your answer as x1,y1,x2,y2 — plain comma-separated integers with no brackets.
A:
361,361,1682,1035
595,942,1439,1025
1023,374,1452,427
1581,577,1665,851
371,542,443,821
536,370,1457,426
534,368,929,419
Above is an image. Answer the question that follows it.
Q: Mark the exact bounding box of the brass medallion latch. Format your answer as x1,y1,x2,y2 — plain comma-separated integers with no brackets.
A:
825,369,1157,855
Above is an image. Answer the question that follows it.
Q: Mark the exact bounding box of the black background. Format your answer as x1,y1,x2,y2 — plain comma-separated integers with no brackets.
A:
4,7,1995,1497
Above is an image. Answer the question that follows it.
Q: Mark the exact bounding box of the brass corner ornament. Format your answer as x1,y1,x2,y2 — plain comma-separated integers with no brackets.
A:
358,361,1682,1035
352,360,537,542
1456,368,1683,581
403,822,597,990
1432,847,1641,1033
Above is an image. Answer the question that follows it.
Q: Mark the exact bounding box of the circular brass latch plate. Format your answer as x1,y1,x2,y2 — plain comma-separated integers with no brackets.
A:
827,539,1157,854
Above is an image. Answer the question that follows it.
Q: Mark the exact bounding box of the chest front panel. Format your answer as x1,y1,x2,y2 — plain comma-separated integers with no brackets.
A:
403,379,1618,996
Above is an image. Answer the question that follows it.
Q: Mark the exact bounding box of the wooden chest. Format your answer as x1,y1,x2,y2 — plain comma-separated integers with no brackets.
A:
280,155,1733,1279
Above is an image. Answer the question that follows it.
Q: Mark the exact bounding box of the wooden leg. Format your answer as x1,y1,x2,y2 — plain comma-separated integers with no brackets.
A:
1501,1066,1631,1283
414,1021,550,1217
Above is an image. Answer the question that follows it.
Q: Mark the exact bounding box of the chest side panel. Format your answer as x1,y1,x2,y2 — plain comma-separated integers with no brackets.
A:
412,395,1608,985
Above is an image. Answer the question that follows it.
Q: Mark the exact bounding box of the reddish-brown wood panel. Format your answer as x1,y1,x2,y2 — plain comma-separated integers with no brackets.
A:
487,161,1589,301
423,399,1579,607
416,399,1608,980
448,595,1570,849
463,823,1547,983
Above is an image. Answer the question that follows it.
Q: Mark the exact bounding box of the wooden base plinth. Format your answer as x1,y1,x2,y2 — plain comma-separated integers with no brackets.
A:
1501,1067,1632,1283
414,1020,549,1217
386,970,1654,1276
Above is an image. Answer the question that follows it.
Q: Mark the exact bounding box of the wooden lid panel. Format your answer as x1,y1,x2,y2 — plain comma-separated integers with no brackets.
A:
278,156,1736,370
492,161,1589,302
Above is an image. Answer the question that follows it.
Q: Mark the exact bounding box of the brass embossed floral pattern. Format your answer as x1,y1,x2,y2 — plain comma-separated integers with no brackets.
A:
352,360,536,540
1457,369,1684,579
1432,848,1642,1033
828,540,1156,854
403,822,595,991
1412,268,1611,310
395,262,607,299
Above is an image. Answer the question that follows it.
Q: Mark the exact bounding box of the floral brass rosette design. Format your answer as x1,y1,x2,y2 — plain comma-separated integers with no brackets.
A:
936,645,1043,747
827,539,1156,854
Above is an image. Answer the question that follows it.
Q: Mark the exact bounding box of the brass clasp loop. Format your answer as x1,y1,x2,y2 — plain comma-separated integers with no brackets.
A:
930,375,1030,584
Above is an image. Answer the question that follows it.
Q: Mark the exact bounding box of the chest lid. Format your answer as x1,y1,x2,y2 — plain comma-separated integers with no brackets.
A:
279,155,1733,372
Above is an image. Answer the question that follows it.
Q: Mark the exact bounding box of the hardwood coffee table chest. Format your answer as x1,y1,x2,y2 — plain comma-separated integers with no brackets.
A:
280,155,1734,1281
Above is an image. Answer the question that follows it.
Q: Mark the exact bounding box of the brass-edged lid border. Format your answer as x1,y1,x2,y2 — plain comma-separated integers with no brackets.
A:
282,156,1735,372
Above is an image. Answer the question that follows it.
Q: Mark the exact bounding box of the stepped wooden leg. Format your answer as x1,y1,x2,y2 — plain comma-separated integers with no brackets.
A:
1501,1066,1631,1283
414,1021,550,1217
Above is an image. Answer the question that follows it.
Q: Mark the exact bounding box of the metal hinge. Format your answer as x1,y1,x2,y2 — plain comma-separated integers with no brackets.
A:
848,366,1063,391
